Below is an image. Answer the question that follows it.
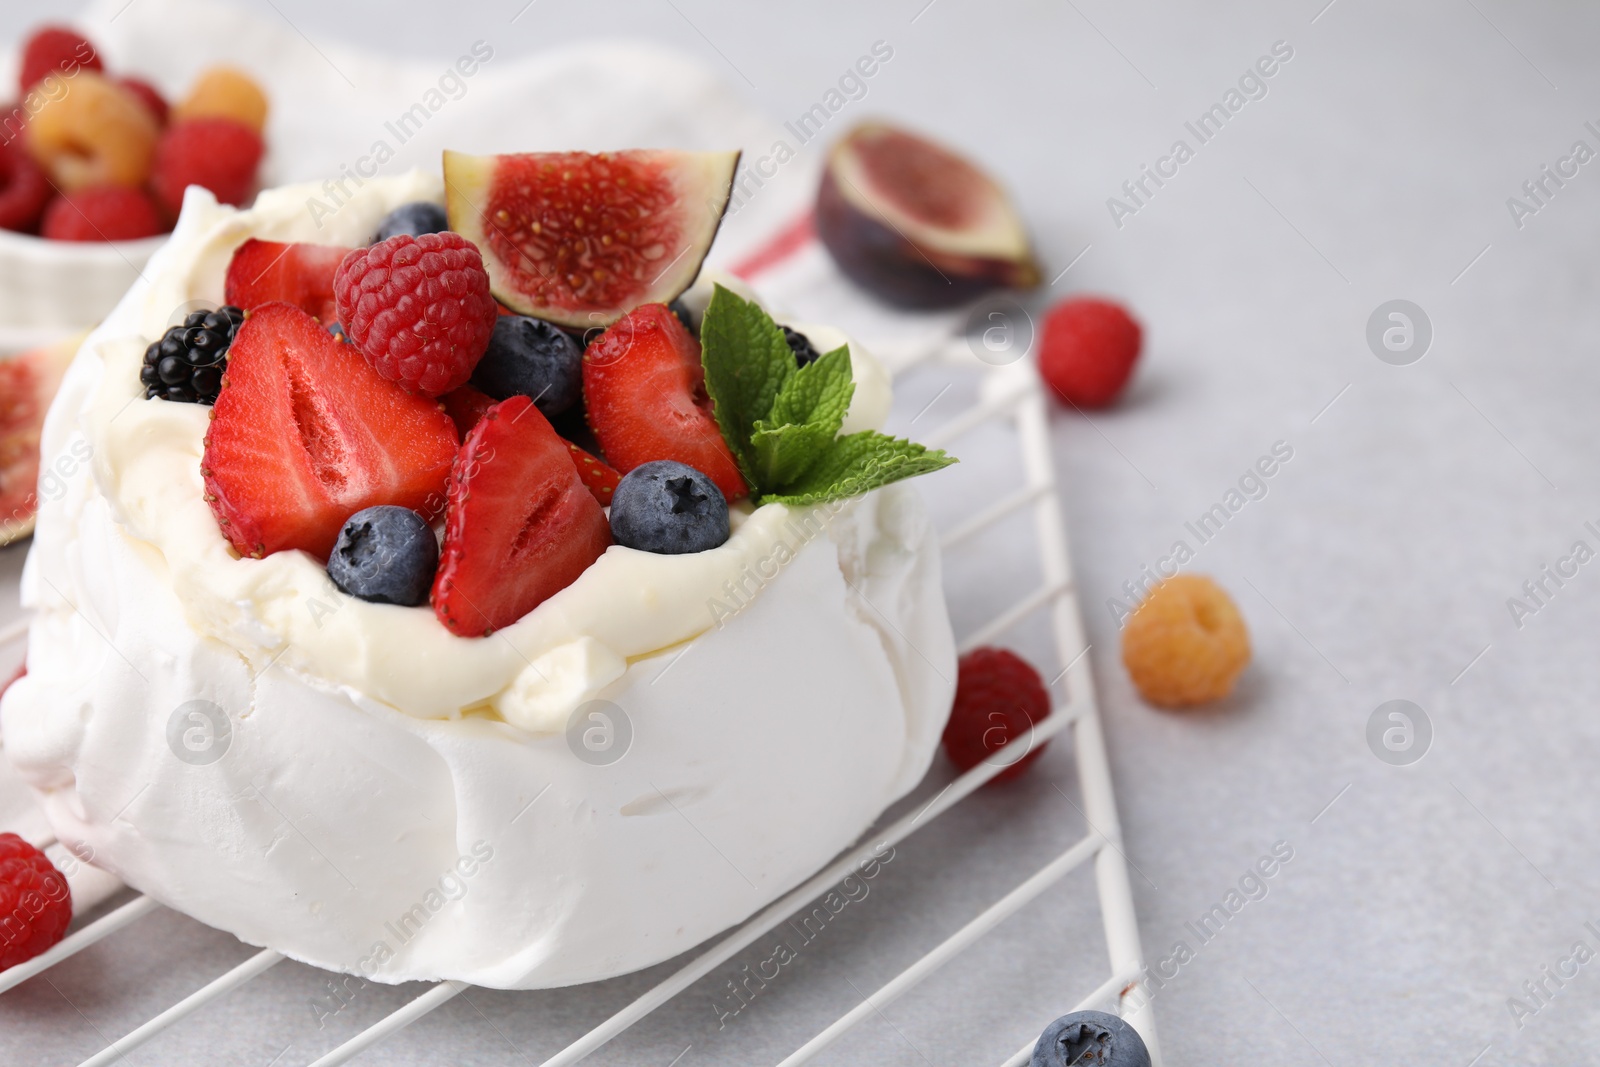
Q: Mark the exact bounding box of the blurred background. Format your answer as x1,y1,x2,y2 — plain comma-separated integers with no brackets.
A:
5,0,1600,1063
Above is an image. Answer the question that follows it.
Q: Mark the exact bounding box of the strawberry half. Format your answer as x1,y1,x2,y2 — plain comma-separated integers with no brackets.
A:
583,303,747,501
565,440,620,506
225,239,353,323
443,384,618,505
433,395,611,637
202,302,458,560
440,383,496,439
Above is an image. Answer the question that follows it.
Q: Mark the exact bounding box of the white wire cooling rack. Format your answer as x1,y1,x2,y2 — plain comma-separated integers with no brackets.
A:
0,290,1160,1067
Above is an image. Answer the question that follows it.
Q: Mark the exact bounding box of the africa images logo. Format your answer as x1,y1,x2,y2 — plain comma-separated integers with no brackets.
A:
1106,40,1295,229
165,700,232,766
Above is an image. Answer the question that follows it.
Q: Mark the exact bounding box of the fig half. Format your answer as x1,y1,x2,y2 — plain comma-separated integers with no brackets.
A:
444,149,740,330
816,122,1040,309
1,332,81,546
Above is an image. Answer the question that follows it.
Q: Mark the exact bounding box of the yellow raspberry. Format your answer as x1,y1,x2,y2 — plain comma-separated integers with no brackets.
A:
1121,575,1250,707
173,67,268,132
25,71,159,191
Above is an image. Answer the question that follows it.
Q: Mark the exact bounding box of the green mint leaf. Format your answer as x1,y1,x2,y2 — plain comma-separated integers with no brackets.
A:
760,430,956,507
699,284,795,483
747,346,857,491
767,345,854,436
698,286,956,504
750,421,838,488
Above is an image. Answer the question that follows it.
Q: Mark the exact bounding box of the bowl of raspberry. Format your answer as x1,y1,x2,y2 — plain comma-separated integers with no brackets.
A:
0,24,268,349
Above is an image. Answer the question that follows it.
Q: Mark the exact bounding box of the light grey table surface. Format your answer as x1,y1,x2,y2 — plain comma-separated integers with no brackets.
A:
5,1,1600,1064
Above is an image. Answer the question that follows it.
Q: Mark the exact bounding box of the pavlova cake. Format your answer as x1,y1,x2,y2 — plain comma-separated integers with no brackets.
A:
0,149,957,987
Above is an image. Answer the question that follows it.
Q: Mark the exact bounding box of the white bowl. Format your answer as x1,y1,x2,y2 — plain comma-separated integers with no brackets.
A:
0,228,167,354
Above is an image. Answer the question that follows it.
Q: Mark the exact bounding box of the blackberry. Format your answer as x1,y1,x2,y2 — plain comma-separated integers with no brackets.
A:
781,324,821,367
140,306,244,404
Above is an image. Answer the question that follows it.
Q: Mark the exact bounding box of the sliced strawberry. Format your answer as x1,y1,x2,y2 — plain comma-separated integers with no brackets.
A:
224,239,353,323
441,384,496,439
202,302,458,560
565,440,620,506
583,303,747,501
433,395,611,637
442,385,617,504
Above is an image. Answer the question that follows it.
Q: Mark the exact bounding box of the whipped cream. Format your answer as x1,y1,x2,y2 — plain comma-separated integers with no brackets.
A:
0,174,955,986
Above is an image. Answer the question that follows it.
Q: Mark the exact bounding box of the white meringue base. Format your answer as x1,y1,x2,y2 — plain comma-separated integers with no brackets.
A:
6,472,952,986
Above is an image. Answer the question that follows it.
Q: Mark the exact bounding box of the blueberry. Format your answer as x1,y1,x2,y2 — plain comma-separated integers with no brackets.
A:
781,324,820,367
1031,1011,1150,1067
327,506,438,606
372,201,449,243
470,315,583,418
327,321,348,343
668,297,696,336
609,461,729,555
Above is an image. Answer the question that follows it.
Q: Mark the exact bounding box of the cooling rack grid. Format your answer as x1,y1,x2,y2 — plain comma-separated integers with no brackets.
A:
0,288,1161,1067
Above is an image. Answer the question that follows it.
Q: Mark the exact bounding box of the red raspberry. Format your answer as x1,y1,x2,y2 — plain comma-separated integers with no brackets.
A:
18,26,101,95
1038,297,1142,409
0,142,51,232
941,647,1052,784
151,118,264,217
335,232,499,397
0,832,72,971
117,77,169,126
41,186,165,242
0,102,28,146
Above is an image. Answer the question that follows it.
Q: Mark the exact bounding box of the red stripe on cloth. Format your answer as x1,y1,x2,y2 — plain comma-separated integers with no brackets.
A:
728,211,816,281
1,660,24,700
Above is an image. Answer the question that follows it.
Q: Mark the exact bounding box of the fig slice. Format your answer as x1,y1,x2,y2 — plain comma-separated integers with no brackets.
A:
443,148,740,330
1,332,82,546
816,121,1040,309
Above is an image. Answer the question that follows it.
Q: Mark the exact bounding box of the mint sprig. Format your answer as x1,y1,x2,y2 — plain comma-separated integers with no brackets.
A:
699,284,793,481
699,284,955,505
